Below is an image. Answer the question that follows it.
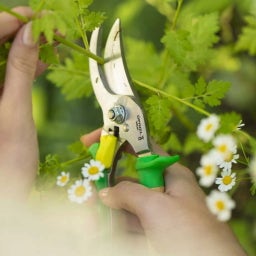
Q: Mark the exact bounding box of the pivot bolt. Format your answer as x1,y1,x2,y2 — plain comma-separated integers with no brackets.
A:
108,105,126,124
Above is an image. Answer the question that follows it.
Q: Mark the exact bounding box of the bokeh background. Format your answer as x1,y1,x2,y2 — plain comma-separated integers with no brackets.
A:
1,0,256,255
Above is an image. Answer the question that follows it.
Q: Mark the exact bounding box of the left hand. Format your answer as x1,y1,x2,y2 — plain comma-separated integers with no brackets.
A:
0,7,46,201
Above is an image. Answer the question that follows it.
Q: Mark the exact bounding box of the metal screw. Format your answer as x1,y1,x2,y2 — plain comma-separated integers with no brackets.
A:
108,105,126,124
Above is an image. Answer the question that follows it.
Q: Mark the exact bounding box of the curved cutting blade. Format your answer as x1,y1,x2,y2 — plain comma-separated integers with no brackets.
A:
104,19,136,97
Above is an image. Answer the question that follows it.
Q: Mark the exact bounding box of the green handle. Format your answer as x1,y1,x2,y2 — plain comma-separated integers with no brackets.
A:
136,154,180,188
89,143,180,190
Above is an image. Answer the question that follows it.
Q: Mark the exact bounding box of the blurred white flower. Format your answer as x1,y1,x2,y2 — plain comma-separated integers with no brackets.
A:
206,190,235,221
56,172,70,187
68,179,92,204
196,151,219,187
215,169,236,192
249,155,256,182
213,134,237,157
82,159,105,181
196,114,220,142
217,152,239,171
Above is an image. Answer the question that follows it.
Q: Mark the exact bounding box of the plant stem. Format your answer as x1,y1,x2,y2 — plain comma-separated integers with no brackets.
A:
60,155,89,168
134,79,210,116
171,0,183,30
0,4,29,23
54,35,104,64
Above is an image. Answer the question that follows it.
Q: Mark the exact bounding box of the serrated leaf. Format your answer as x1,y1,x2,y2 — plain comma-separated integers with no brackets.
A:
47,51,92,100
39,44,59,64
162,29,192,67
194,77,206,95
145,95,171,138
186,13,219,68
203,80,230,106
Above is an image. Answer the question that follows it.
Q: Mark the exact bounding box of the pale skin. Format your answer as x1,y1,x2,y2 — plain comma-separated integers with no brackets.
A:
0,7,247,256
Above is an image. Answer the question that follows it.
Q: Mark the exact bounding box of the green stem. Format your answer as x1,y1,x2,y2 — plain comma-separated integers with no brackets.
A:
54,35,104,64
0,4,29,23
76,0,89,49
60,155,89,168
171,0,183,30
134,79,210,117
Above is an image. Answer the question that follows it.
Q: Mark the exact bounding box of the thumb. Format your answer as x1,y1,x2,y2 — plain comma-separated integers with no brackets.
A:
98,181,158,219
2,21,39,114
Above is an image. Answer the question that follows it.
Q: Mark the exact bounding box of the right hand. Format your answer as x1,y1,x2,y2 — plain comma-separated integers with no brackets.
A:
98,157,246,255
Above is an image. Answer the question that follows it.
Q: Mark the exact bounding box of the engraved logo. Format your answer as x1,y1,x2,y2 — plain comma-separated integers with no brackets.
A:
136,115,144,141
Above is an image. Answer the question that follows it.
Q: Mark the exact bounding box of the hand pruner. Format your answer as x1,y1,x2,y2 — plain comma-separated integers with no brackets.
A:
88,19,179,192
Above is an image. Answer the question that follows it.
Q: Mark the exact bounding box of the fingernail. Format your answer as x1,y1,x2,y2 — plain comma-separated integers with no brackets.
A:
99,188,109,198
22,22,37,47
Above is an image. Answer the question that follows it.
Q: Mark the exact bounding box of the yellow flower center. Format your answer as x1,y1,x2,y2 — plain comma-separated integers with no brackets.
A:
223,176,232,185
203,165,213,175
215,200,225,211
205,123,213,131
218,144,227,153
75,186,86,197
60,176,68,183
88,166,99,175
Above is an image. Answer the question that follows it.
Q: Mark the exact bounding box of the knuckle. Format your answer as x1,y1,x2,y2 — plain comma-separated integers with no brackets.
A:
9,54,36,75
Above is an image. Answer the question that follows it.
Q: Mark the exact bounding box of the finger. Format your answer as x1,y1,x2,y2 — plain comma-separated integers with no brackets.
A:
98,181,162,220
80,128,102,147
0,6,33,43
164,163,205,200
1,22,39,117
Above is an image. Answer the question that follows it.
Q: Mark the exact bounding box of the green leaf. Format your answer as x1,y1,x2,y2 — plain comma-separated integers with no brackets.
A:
162,29,192,67
126,37,163,86
39,44,59,65
203,80,230,106
185,13,219,67
235,16,256,55
194,77,207,96
36,154,62,191
80,10,106,32
163,133,183,153
68,141,87,156
47,51,92,100
219,112,242,134
145,95,171,140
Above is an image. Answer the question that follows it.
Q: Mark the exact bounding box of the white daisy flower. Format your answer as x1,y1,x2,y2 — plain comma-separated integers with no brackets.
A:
249,155,256,182
215,169,236,192
82,159,105,181
196,151,219,187
206,190,235,221
68,179,92,204
56,171,70,187
213,134,237,157
217,152,239,171
196,114,220,142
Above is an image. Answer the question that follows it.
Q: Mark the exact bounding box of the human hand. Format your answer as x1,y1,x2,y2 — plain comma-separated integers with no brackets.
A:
0,7,46,201
82,139,247,256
